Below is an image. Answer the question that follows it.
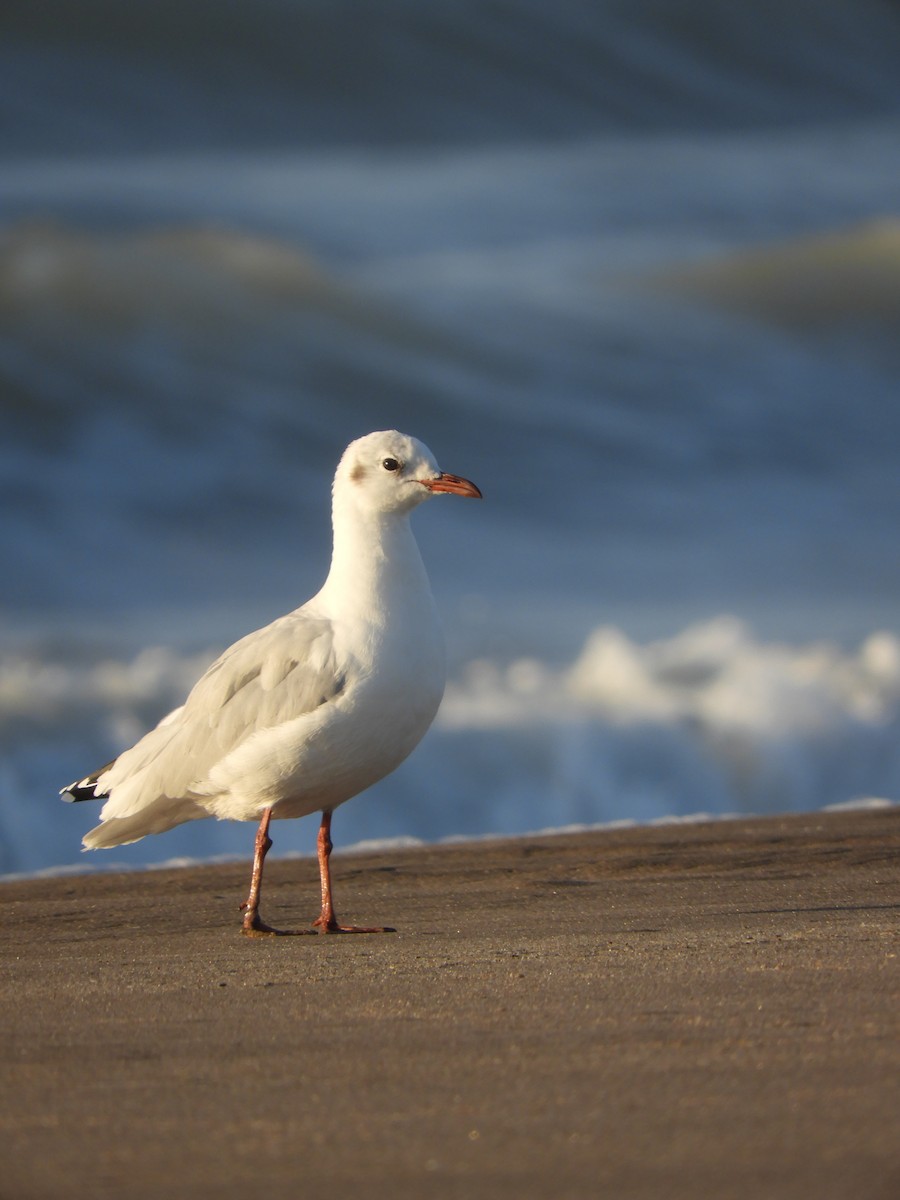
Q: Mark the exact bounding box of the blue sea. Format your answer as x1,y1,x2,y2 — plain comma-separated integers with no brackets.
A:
2,0,900,874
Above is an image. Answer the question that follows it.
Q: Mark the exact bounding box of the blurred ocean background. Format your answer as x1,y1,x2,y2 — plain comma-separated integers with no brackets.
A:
2,0,900,875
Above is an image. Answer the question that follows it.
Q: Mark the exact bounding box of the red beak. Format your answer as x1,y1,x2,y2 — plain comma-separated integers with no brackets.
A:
420,472,483,499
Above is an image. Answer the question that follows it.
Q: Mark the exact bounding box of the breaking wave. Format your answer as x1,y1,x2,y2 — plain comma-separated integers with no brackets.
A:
2,618,898,875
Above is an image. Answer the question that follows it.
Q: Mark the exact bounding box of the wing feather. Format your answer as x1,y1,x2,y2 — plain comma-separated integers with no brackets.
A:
87,610,345,835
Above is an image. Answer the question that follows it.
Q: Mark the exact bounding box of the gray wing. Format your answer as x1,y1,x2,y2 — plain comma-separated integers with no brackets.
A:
83,610,344,843
185,611,345,757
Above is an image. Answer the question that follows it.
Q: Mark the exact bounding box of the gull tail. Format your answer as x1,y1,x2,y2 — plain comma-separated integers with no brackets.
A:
59,759,117,804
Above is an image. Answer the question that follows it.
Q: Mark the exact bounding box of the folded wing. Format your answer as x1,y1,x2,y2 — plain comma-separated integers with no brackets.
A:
77,611,344,847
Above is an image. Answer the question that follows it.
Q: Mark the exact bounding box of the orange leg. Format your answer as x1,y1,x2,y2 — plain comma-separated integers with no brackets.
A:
240,808,394,936
311,810,395,934
240,807,292,936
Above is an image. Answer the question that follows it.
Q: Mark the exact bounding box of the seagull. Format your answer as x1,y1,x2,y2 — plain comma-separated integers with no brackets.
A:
61,431,481,936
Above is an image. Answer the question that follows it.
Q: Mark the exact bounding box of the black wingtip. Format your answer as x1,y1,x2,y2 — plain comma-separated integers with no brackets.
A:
60,782,98,803
59,759,117,803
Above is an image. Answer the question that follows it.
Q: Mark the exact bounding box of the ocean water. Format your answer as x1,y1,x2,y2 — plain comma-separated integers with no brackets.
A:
2,1,900,874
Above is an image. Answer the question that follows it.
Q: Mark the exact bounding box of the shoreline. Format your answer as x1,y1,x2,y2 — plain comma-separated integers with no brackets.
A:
2,807,898,1199
5,798,895,885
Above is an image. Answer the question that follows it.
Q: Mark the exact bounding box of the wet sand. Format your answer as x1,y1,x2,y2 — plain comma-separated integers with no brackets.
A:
1,808,898,1200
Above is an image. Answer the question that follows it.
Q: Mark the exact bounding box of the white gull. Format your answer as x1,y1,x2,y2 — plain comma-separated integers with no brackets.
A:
61,430,481,935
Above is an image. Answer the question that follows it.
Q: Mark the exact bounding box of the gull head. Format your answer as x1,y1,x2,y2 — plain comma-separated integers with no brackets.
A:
335,430,482,517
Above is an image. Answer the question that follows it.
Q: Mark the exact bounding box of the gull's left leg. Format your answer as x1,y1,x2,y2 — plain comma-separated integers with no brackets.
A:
240,807,294,936
311,810,395,934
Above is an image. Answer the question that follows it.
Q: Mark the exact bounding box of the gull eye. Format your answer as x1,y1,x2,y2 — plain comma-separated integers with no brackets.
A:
382,457,401,472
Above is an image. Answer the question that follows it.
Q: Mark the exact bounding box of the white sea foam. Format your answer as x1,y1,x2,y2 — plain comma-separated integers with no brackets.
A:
422,618,900,838
1,617,898,875
440,618,900,738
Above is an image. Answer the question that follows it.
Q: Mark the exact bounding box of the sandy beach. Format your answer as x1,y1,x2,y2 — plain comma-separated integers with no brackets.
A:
1,808,898,1200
